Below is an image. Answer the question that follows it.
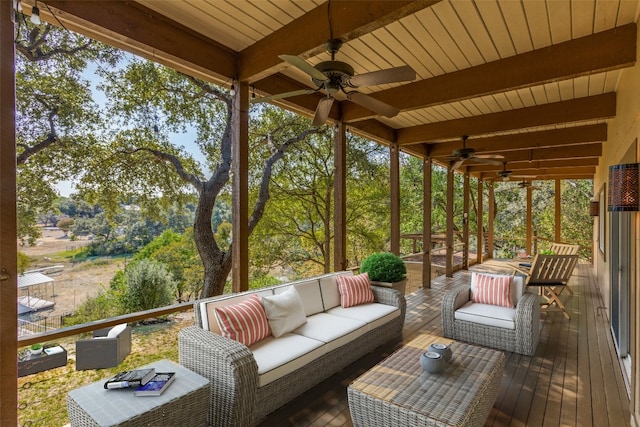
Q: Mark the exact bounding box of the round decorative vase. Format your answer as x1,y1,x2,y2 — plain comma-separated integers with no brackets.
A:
29,347,43,356
428,343,452,362
420,351,447,373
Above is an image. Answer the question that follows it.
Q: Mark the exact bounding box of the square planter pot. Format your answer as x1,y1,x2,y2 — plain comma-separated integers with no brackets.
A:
371,279,407,295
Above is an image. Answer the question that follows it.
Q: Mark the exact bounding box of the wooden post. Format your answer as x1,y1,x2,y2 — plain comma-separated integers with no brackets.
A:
526,184,533,255
334,122,347,271
463,172,470,269
232,82,249,292
423,158,432,288
488,183,495,258
555,179,562,242
0,1,18,423
446,166,454,277
390,143,400,255
477,180,484,264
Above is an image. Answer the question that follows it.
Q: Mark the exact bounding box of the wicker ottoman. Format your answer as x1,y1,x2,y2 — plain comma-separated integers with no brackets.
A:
67,359,209,427
348,334,505,427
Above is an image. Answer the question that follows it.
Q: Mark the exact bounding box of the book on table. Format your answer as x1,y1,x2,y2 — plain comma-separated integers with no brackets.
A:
104,368,155,389
133,372,176,396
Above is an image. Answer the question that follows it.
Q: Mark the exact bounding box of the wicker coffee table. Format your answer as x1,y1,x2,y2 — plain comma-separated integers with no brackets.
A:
348,334,505,427
67,359,209,427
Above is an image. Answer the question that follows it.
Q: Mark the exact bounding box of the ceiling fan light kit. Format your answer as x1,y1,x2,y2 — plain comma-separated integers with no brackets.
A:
257,38,416,126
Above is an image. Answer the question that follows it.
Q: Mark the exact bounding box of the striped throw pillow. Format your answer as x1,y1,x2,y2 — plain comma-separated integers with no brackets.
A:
214,294,271,346
336,272,374,308
472,273,513,308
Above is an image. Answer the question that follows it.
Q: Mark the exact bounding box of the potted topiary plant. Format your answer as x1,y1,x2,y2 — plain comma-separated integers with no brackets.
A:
360,252,407,295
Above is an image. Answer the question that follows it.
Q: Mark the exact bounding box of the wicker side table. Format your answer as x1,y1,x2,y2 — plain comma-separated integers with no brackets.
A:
348,334,505,427
67,359,209,427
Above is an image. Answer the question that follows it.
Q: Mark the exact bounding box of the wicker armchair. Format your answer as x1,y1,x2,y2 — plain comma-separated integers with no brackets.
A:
76,324,131,370
442,275,540,356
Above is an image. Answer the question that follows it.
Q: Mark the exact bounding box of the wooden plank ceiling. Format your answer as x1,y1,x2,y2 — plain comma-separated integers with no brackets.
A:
34,0,640,181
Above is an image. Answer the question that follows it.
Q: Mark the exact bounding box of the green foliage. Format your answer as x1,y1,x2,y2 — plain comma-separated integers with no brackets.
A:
123,259,175,312
17,252,30,274
65,290,122,326
360,252,406,283
56,217,75,235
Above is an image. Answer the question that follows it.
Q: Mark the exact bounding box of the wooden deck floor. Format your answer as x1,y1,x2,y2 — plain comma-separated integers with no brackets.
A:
258,260,630,427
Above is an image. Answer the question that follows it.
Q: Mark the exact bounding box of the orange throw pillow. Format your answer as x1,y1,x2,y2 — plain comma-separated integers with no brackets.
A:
336,273,375,308
472,273,513,308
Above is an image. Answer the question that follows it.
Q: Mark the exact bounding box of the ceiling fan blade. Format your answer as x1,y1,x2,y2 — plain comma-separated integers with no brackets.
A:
312,97,334,126
348,92,399,118
468,157,503,166
475,154,505,160
452,159,465,170
350,65,416,87
279,54,329,82
251,88,315,104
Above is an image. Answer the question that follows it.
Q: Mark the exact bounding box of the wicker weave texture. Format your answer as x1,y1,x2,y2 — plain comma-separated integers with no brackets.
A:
67,359,209,427
348,335,505,427
441,284,539,356
180,285,405,426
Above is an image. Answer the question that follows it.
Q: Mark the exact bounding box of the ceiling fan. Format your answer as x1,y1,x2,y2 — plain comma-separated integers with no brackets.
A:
492,162,537,182
253,39,416,126
444,136,505,170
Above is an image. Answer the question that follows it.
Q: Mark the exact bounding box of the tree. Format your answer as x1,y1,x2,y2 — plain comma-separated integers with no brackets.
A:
14,17,121,241
251,131,388,274
73,60,323,297
123,259,174,312
56,217,74,236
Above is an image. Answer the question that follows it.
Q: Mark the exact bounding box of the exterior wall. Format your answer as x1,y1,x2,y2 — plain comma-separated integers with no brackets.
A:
594,20,640,424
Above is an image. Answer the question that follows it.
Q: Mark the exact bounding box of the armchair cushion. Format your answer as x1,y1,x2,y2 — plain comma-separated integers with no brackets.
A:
214,294,271,346
455,302,517,329
471,273,513,308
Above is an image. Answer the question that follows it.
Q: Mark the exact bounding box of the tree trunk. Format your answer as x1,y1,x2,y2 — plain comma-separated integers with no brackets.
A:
195,181,229,298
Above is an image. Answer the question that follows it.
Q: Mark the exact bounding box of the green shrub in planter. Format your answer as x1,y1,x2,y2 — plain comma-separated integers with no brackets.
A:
360,252,406,283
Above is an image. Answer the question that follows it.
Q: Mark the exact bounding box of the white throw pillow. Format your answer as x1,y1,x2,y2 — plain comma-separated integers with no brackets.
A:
262,286,307,338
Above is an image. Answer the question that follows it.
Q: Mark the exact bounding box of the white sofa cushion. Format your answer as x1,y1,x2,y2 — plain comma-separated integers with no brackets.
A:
281,279,323,316
262,286,307,338
326,303,400,331
319,271,353,310
250,333,326,387
293,312,367,352
454,301,517,330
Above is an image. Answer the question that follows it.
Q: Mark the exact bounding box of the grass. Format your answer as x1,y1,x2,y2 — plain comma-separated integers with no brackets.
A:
17,313,191,427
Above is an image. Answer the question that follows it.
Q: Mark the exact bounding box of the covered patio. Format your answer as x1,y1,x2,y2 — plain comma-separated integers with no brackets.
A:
259,260,629,427
2,1,640,425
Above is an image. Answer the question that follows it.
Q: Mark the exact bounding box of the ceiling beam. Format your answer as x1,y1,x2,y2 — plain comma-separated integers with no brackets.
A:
39,0,237,82
468,158,599,174
238,1,440,82
342,23,636,122
491,143,602,163
398,93,616,145
426,124,607,157
348,119,397,145
481,167,595,180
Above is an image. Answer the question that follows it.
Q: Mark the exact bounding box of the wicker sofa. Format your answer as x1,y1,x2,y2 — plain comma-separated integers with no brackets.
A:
441,272,540,356
179,271,406,426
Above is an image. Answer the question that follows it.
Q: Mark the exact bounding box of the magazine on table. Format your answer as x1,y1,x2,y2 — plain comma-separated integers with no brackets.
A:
134,372,176,396
104,368,155,389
